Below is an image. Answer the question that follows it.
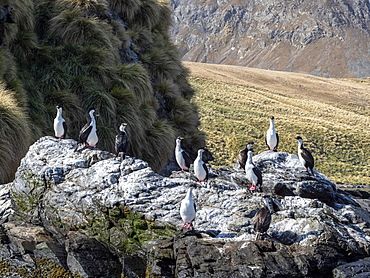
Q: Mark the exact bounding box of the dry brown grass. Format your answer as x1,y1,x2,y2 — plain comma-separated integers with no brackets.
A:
185,62,370,185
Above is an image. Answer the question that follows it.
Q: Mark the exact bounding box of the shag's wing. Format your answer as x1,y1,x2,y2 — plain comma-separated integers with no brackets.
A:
78,125,92,144
252,166,263,186
115,133,129,153
182,150,192,168
62,121,68,139
302,148,315,169
275,131,279,151
265,136,268,149
202,162,209,179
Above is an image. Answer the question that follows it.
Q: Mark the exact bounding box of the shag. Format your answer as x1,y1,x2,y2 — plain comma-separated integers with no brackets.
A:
245,150,262,192
238,141,254,170
266,116,279,152
115,123,129,161
253,196,272,240
296,136,315,176
74,108,98,151
53,105,67,140
175,136,192,172
194,148,209,182
180,184,197,230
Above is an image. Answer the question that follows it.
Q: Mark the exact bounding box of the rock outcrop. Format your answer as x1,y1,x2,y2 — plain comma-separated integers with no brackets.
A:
0,136,369,277
169,0,370,78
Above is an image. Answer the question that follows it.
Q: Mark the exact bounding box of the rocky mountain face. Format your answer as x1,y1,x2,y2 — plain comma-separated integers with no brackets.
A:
0,137,370,277
169,0,370,78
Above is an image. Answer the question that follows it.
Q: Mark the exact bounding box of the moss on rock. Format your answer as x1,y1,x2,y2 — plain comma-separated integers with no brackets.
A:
82,204,178,256
0,258,82,278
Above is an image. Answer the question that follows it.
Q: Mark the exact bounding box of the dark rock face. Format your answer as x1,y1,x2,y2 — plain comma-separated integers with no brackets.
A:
333,257,370,278
169,0,370,78
145,231,363,278
0,136,370,277
66,232,122,277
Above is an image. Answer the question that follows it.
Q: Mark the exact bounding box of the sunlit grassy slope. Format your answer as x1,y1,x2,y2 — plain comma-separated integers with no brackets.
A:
185,62,370,185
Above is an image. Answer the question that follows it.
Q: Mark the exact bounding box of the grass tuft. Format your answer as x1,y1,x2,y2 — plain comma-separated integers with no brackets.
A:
0,83,30,183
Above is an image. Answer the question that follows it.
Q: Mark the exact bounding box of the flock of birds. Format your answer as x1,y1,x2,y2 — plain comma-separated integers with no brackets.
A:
53,105,129,160
53,106,316,239
177,116,316,239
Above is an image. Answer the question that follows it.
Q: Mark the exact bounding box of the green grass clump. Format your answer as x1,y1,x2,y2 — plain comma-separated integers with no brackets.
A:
190,76,370,185
0,83,30,183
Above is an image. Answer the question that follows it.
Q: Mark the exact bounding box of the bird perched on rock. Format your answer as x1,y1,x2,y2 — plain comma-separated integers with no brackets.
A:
74,108,98,151
295,136,315,176
194,147,209,182
253,195,272,240
115,123,129,161
175,136,192,172
53,105,67,140
238,141,254,170
245,150,262,192
266,116,279,152
180,184,197,230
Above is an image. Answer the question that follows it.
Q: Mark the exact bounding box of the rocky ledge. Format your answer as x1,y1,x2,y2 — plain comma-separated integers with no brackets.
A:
0,136,369,277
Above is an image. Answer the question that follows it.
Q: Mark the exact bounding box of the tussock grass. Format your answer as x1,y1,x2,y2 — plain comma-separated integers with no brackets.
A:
0,49,17,82
156,1,172,31
55,0,109,16
130,0,162,30
145,119,176,170
116,63,153,104
0,0,204,181
107,0,142,23
48,11,116,50
187,62,370,185
8,30,38,65
2,0,35,46
0,83,30,183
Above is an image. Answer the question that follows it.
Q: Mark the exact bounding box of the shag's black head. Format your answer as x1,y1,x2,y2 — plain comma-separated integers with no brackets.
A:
188,183,198,189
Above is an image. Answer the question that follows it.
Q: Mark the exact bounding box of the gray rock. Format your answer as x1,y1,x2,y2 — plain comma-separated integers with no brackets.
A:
66,232,122,278
333,257,370,278
1,136,370,277
0,183,14,223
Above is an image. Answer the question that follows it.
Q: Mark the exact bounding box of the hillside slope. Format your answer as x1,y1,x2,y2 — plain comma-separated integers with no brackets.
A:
170,0,370,78
185,61,370,185
0,0,205,183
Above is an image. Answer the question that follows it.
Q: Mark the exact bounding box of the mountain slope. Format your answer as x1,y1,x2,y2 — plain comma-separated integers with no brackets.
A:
185,61,370,185
170,0,370,78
